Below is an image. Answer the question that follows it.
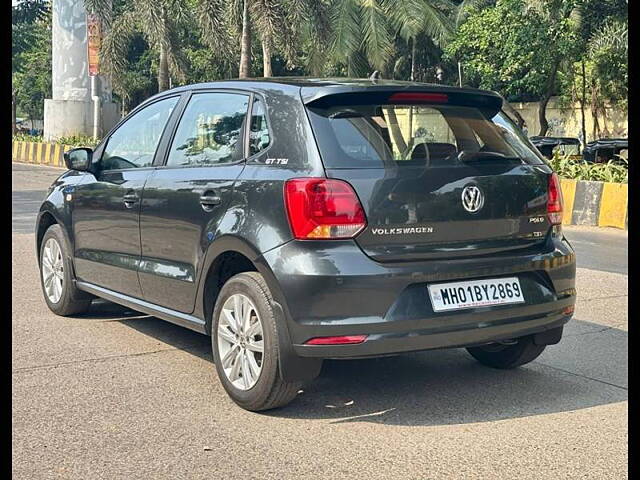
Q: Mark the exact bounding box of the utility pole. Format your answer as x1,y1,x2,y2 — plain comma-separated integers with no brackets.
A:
12,89,17,135
580,59,587,148
91,75,101,139
88,12,102,139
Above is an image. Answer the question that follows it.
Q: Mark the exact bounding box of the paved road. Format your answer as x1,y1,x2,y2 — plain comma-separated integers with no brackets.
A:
12,163,627,479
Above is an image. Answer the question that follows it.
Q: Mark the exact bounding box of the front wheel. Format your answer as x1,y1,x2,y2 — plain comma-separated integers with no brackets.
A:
466,336,546,369
211,272,301,411
39,224,92,316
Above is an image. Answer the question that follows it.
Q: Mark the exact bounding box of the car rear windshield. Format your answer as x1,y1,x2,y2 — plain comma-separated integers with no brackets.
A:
306,103,545,168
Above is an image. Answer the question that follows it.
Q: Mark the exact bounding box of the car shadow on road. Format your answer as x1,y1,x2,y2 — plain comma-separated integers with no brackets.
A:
82,300,628,427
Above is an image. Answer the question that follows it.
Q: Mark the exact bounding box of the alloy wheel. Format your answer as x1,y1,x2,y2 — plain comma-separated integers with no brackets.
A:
41,238,64,304
217,293,264,390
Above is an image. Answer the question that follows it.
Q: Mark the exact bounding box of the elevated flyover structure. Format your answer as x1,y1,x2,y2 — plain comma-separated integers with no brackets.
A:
43,0,119,140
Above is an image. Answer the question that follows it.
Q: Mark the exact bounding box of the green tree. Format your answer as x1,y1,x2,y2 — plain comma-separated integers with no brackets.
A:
12,0,51,134
87,0,192,94
445,0,578,135
221,0,329,78
328,0,453,77
571,0,627,140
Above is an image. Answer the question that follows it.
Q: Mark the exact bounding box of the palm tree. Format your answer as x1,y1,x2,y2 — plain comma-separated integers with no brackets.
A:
329,0,454,77
86,0,191,94
217,0,328,78
585,18,627,139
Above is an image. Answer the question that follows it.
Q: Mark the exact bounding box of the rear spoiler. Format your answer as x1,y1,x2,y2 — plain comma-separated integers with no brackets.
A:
302,87,504,115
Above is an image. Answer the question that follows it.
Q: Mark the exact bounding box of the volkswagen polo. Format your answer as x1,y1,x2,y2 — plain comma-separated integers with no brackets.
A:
36,78,576,411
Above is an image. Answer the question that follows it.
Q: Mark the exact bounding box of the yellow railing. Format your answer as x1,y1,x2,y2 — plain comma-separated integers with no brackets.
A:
12,140,71,168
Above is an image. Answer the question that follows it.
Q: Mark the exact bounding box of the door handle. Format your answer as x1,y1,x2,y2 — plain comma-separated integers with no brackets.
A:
200,190,221,211
123,192,139,208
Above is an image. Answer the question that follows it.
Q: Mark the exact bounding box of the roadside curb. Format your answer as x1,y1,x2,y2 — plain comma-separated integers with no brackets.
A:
11,141,627,229
561,178,628,229
12,140,70,168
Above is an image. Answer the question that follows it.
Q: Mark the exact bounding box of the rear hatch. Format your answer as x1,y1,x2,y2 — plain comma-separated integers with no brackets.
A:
304,89,554,262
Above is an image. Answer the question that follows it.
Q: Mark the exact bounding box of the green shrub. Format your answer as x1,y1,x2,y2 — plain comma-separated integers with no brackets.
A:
55,135,100,147
12,133,43,143
549,152,628,184
12,134,101,148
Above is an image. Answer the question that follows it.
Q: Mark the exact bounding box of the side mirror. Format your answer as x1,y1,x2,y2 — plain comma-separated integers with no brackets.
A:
63,147,93,171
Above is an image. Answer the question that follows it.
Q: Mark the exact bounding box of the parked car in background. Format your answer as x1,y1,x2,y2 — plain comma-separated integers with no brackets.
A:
529,136,582,160
36,78,577,411
582,138,628,165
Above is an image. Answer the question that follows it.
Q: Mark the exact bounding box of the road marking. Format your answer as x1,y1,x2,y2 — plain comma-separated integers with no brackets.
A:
534,361,628,391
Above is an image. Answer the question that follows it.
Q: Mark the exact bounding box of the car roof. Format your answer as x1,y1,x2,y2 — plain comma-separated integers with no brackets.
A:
585,138,628,148
583,139,628,155
529,136,581,146
146,77,503,107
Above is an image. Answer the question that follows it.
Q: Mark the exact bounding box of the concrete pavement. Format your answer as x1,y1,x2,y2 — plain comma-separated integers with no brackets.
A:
12,163,627,479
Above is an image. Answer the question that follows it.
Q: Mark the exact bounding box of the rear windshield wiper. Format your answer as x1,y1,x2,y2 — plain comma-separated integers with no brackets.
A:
456,151,522,163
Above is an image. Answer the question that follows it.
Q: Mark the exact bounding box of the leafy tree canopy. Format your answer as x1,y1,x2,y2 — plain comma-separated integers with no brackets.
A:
444,0,579,102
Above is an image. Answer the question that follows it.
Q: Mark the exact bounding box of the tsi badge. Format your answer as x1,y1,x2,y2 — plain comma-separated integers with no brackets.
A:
461,185,484,213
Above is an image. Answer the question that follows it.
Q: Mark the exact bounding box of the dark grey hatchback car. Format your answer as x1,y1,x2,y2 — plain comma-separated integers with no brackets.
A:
37,78,576,410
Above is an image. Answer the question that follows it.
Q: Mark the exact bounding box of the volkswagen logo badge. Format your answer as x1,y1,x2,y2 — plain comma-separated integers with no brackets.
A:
461,185,484,213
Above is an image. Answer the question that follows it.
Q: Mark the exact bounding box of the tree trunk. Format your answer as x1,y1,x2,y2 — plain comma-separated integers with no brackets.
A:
158,43,169,92
537,59,560,136
591,104,600,140
407,39,416,151
601,106,610,138
385,107,408,158
238,0,251,78
410,38,416,82
502,99,526,130
262,37,272,77
537,94,551,136
590,79,599,139
12,90,17,136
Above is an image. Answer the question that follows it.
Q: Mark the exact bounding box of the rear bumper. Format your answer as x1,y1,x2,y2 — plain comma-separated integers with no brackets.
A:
259,234,576,359
293,306,572,358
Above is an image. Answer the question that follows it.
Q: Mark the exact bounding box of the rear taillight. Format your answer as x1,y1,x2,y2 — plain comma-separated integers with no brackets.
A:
547,173,563,225
284,178,367,240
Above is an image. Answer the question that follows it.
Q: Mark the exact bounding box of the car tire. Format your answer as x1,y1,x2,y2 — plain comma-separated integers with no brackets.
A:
211,271,301,411
39,224,93,316
466,336,546,369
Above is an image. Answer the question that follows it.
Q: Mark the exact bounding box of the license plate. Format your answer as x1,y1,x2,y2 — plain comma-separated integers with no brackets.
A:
428,277,525,312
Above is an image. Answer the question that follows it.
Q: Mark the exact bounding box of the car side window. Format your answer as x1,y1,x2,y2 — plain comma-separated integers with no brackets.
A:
101,96,179,171
249,98,271,157
167,92,250,167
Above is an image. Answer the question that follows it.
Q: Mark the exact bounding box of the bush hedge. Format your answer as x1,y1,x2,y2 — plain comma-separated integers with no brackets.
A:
12,134,100,148
548,153,628,184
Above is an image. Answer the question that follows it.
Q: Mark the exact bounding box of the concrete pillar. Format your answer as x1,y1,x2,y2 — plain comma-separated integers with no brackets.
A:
44,0,120,141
